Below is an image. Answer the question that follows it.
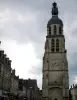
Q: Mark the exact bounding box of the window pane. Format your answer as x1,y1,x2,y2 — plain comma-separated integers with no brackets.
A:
51,39,55,52
56,39,59,52
54,25,57,35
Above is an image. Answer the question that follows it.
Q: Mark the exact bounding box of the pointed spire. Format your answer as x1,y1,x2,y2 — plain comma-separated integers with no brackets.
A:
51,2,58,16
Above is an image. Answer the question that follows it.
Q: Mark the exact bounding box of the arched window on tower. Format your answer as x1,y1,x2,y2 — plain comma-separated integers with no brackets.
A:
56,39,59,52
49,26,51,35
51,39,55,52
54,25,57,35
59,26,62,35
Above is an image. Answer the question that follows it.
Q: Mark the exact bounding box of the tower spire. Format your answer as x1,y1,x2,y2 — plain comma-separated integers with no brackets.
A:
51,2,58,16
42,3,69,100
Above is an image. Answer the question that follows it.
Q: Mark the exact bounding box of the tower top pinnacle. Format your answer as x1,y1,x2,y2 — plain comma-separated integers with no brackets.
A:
47,2,63,27
53,2,57,7
52,2,58,16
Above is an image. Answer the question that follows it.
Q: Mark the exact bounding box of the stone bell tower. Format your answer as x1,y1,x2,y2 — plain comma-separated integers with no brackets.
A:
42,2,69,100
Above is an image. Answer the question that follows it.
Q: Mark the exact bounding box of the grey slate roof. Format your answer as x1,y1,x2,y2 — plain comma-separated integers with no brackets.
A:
47,16,63,27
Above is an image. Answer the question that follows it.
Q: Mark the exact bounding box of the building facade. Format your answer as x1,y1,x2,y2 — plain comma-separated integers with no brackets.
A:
18,79,26,100
0,50,40,100
10,69,19,100
0,50,11,100
0,43,40,100
25,79,40,100
42,2,69,100
70,84,77,100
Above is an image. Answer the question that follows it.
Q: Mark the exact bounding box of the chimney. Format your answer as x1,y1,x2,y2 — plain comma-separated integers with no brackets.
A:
1,50,4,54
12,69,15,75
8,60,11,66
6,58,9,63
4,54,7,58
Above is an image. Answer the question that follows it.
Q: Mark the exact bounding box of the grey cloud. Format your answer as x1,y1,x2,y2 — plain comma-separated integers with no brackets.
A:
0,0,77,44
29,65,42,76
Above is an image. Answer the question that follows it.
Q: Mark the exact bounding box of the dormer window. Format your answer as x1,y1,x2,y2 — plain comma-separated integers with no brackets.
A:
2,55,5,61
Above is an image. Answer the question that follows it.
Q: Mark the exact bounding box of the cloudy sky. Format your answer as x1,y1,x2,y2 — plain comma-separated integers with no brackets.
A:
0,0,77,89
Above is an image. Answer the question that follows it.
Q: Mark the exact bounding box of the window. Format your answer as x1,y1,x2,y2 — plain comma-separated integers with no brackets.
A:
59,26,62,35
49,26,51,35
56,39,59,52
51,39,55,52
54,25,57,35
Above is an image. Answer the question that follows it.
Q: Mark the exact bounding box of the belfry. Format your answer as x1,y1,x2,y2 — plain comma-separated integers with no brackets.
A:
42,2,69,100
